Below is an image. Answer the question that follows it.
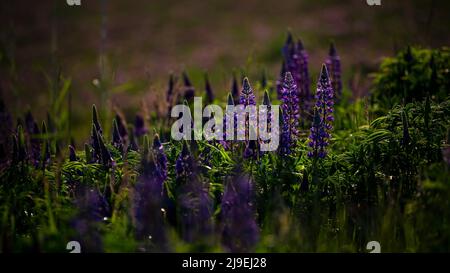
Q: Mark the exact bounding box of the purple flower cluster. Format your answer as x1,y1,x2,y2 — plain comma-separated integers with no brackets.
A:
238,78,256,141
153,133,168,181
182,71,196,102
221,172,259,252
278,33,311,116
133,169,167,248
239,77,256,107
280,72,300,155
178,178,213,242
325,43,342,100
176,142,194,179
204,73,214,104
220,93,236,150
134,114,148,137
308,64,334,159
72,187,110,252
90,105,114,167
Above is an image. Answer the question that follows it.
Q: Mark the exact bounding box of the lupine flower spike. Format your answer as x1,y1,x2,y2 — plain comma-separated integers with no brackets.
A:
280,72,300,155
308,64,334,159
325,43,342,100
221,171,259,252
204,73,214,104
239,78,256,141
182,71,195,102
153,133,168,181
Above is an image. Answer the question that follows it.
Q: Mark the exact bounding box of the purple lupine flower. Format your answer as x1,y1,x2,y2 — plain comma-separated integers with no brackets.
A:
221,172,259,252
259,90,272,156
153,133,168,181
239,77,256,107
128,125,139,151
133,163,167,248
308,64,334,159
178,177,213,242
220,93,236,150
114,112,128,140
176,142,194,180
90,124,101,162
279,72,300,155
92,105,103,136
276,60,287,100
325,43,342,100
98,132,115,167
204,73,214,104
134,114,148,137
238,78,256,141
243,139,258,159
69,145,77,161
296,39,311,113
182,71,195,102
231,73,240,105
71,187,110,252
111,119,123,152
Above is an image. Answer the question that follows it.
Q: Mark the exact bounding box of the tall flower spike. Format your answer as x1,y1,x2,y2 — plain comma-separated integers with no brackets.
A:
276,60,287,99
221,172,259,252
259,90,272,155
220,93,235,150
182,71,195,102
90,124,101,162
112,119,123,152
239,77,256,106
204,73,214,104
239,78,256,141
153,133,168,181
308,64,334,159
175,141,194,181
92,105,102,136
69,145,77,161
296,39,311,114
179,180,213,243
114,112,128,140
72,187,110,252
325,43,342,100
133,167,167,248
134,114,148,137
279,72,300,155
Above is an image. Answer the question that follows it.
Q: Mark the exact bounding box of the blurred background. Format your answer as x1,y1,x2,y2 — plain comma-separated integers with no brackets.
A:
1,0,449,141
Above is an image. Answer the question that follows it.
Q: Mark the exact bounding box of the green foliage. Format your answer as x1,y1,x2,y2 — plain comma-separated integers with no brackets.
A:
372,47,450,110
